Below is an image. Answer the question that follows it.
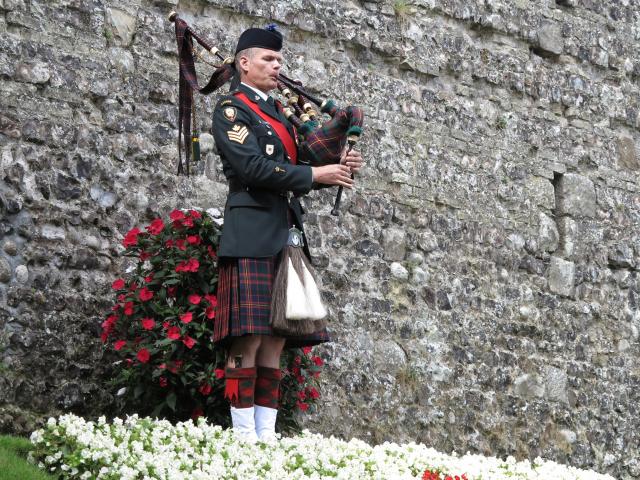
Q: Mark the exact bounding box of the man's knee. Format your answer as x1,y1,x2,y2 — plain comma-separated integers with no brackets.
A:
259,335,285,349
231,334,262,354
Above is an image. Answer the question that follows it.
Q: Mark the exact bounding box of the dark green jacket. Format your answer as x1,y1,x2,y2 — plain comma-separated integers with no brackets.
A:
212,83,316,259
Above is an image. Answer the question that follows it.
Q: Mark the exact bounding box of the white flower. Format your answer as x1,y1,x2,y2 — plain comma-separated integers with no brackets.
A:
28,413,617,480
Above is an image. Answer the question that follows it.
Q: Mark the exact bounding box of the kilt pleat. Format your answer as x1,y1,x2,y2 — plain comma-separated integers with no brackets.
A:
214,254,330,349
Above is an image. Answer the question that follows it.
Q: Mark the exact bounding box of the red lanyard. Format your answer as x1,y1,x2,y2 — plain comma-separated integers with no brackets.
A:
234,92,298,164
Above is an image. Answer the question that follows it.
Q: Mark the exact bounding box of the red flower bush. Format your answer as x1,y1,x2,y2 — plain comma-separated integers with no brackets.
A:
102,209,324,431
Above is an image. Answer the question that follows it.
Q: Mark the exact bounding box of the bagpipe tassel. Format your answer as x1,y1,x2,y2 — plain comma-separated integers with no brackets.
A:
191,130,201,163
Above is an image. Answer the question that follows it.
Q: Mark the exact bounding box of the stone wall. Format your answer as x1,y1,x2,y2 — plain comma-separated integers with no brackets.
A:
1,0,639,478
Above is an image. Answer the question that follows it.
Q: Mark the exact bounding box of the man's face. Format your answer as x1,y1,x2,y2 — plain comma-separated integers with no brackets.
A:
239,47,283,93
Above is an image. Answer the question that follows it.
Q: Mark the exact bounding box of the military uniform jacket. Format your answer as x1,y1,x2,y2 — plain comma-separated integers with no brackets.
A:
212,83,317,259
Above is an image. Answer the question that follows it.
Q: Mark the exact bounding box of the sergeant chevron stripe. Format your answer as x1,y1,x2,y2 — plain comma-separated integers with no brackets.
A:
227,124,249,144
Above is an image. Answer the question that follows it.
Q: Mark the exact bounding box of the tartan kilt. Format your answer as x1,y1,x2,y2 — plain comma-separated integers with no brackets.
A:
213,254,331,349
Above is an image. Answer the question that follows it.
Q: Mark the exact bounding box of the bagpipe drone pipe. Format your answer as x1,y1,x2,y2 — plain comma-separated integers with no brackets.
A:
169,11,364,216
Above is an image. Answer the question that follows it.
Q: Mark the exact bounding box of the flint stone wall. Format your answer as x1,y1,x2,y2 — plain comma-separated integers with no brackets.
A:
1,0,639,478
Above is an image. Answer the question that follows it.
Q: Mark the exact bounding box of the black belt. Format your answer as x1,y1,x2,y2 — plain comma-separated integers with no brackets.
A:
228,178,247,193
228,178,289,198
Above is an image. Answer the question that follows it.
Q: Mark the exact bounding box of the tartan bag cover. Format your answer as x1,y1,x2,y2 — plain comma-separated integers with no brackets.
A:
301,105,364,165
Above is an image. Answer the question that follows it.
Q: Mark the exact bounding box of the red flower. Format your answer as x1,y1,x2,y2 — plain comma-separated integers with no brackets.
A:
111,304,120,311
122,227,141,247
102,315,117,329
114,340,126,351
128,283,138,292
139,287,154,301
205,306,216,319
294,356,302,365
117,294,127,302
175,258,199,273
141,318,155,330
296,401,309,412
176,239,186,251
186,235,201,245
199,383,212,396
111,278,125,290
188,209,201,219
214,368,225,379
182,335,196,349
167,362,180,374
139,251,152,261
123,302,134,316
144,273,153,283
308,387,320,399
207,245,217,258
167,326,181,340
136,348,150,363
204,294,217,306
182,217,194,228
169,209,185,221
162,321,170,330
180,312,193,324
312,356,324,366
146,218,165,235
302,346,312,355
296,375,305,384
100,331,109,343
188,294,201,305
159,377,168,387
297,390,306,400
165,239,174,248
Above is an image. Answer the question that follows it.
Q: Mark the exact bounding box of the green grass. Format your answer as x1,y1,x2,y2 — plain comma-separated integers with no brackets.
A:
0,435,56,480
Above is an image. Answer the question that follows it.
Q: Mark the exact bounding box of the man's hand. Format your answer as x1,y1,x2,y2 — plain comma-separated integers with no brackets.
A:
311,164,354,188
340,147,364,173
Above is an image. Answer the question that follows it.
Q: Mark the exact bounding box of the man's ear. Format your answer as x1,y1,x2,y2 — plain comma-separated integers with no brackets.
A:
238,55,250,75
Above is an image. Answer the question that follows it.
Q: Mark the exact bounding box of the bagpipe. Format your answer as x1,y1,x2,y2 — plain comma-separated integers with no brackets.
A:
168,11,364,216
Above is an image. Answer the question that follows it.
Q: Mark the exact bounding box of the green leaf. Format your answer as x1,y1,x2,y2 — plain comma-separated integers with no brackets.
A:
151,402,165,417
134,384,144,399
166,392,177,411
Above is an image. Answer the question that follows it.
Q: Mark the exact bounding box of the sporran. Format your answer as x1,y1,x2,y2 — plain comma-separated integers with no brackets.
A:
270,228,328,335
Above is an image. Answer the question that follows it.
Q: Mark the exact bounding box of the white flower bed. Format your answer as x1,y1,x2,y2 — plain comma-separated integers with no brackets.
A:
28,414,614,480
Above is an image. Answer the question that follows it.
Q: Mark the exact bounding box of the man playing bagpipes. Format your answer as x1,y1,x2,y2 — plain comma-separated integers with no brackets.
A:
210,26,364,442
